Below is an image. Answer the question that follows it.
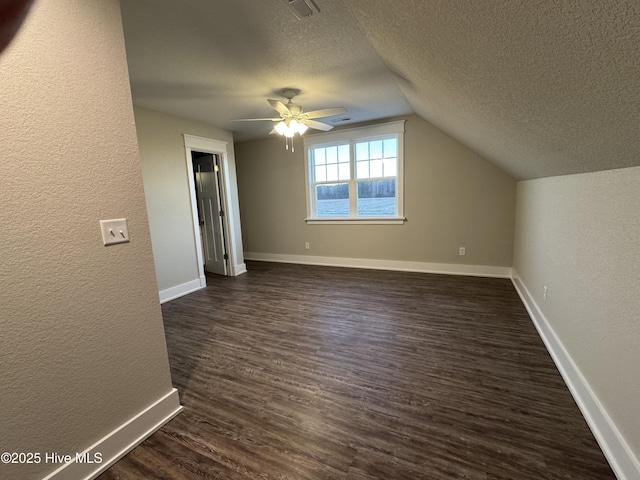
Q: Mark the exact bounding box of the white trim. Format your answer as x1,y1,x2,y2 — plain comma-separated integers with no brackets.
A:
41,389,183,480
305,216,406,225
244,252,511,278
183,133,243,278
183,134,228,153
511,272,640,480
159,278,205,304
234,263,247,275
182,133,246,278
303,120,406,222
303,120,406,146
184,135,227,280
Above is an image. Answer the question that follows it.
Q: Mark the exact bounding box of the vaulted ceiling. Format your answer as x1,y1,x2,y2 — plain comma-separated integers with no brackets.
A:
120,0,640,180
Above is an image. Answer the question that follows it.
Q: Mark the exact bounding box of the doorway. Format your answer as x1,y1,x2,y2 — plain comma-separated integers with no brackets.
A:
183,134,246,288
192,152,228,276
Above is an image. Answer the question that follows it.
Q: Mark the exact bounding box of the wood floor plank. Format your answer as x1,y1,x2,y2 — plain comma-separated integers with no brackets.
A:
99,261,615,479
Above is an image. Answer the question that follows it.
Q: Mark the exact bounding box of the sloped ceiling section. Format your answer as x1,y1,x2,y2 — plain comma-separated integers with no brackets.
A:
121,1,640,180
344,0,640,179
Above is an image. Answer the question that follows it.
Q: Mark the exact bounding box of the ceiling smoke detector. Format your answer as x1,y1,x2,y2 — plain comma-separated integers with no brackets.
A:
287,0,318,20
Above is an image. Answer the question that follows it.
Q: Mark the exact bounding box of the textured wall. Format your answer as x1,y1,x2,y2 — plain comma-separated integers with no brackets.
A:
0,2,174,479
513,166,640,458
133,107,242,291
236,114,515,267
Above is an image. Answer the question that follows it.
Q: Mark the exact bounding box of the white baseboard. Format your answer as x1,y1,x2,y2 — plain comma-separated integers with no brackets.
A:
511,273,640,480
244,252,511,278
159,278,205,303
42,389,183,480
233,262,247,276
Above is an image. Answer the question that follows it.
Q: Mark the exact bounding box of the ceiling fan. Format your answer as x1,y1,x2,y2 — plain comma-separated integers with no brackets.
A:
236,89,347,138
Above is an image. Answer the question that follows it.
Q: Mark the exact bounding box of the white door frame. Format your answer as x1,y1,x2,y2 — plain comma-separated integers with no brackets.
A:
183,134,243,285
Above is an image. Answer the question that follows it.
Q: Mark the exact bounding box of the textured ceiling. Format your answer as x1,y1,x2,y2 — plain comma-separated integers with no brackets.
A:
121,0,640,180
119,0,411,143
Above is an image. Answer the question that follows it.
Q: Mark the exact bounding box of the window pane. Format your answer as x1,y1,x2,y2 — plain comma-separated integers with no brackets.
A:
383,158,397,177
316,183,350,217
326,163,338,181
326,145,338,164
370,159,383,178
307,128,402,221
338,162,350,180
356,180,396,216
315,165,326,182
355,142,369,161
314,148,326,165
338,144,349,163
370,140,383,159
356,160,369,179
383,138,397,158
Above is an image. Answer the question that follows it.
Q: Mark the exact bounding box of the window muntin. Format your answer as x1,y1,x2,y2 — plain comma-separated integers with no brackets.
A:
304,121,405,223
313,144,350,183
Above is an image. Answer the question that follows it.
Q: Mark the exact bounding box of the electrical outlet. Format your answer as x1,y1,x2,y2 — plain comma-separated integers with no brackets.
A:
305,242,310,250
458,247,466,256
544,285,548,301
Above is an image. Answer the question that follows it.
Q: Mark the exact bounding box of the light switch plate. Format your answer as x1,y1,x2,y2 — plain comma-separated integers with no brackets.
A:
100,218,130,246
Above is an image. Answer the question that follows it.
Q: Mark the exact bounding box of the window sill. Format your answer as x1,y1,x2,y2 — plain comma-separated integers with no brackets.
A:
305,216,406,225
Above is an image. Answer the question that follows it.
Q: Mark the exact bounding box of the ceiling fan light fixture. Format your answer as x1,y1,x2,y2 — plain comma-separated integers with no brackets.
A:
237,90,346,150
275,121,288,135
275,118,308,137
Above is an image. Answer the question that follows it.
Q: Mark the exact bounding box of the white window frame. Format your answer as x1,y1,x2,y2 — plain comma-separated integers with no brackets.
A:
303,120,406,224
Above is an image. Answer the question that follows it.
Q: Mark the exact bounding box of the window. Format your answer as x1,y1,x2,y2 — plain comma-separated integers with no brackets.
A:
304,120,405,224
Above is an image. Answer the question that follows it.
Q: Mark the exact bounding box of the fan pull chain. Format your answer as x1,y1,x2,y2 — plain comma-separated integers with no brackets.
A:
283,136,296,153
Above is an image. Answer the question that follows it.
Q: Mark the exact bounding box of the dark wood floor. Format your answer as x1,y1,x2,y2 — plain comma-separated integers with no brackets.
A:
99,261,615,479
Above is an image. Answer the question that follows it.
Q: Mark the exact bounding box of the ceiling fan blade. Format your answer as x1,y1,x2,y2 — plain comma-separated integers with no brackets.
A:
305,119,334,131
233,117,281,122
305,107,347,119
267,99,290,116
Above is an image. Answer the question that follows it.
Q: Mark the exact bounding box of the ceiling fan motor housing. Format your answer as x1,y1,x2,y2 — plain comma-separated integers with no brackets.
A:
282,88,299,100
287,104,303,116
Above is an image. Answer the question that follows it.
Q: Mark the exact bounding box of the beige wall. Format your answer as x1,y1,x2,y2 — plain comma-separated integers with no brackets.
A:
513,166,640,462
135,107,242,290
235,114,515,267
0,2,174,479
133,107,243,292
